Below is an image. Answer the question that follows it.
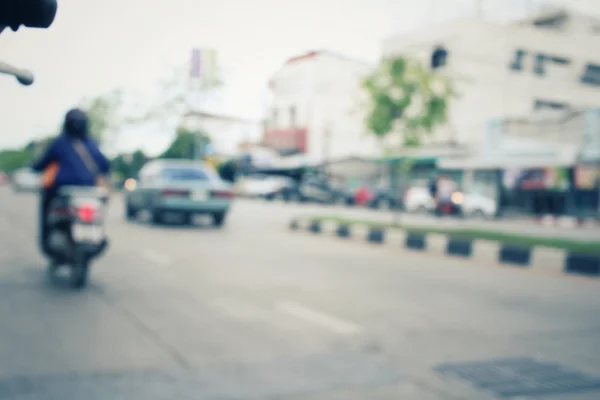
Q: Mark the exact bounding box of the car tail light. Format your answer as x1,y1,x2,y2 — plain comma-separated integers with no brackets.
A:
78,203,97,223
211,190,233,199
161,189,189,197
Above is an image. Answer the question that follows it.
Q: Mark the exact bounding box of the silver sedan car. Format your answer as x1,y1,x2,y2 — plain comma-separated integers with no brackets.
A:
124,159,233,227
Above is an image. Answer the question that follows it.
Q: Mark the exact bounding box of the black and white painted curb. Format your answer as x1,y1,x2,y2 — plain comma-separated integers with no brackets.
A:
289,218,600,277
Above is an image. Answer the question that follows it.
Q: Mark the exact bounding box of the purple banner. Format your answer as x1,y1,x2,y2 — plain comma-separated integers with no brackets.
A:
190,48,200,78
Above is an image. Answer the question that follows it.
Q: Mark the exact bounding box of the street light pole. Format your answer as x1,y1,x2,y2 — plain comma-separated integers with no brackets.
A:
475,0,484,18
323,122,332,167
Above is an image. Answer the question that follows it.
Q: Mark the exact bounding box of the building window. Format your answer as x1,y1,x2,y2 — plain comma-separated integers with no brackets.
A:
289,106,296,127
510,49,527,71
533,15,566,29
549,55,570,65
534,99,569,111
431,46,448,70
271,108,278,128
581,63,600,86
533,54,546,76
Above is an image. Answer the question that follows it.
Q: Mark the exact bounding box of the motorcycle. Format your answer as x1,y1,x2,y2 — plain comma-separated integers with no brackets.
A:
46,186,108,288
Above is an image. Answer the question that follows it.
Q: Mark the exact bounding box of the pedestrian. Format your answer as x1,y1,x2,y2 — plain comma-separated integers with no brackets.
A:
436,175,457,216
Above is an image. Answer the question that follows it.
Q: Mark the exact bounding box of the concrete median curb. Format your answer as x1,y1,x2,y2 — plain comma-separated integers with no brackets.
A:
289,218,600,278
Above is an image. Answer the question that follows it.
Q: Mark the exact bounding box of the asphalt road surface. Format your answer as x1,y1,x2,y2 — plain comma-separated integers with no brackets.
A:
1,187,599,399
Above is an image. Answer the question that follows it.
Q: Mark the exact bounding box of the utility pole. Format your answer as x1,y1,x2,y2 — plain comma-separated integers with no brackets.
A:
322,123,333,172
188,47,219,161
475,0,484,18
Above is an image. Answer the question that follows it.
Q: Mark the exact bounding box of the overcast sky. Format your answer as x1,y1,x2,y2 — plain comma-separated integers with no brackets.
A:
0,0,598,155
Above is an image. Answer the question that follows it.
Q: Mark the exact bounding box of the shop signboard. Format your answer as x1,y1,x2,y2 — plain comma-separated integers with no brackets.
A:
482,118,504,156
575,166,600,189
579,108,600,163
503,167,569,191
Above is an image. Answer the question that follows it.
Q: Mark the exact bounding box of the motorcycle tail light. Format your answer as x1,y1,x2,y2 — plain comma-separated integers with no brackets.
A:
78,203,97,223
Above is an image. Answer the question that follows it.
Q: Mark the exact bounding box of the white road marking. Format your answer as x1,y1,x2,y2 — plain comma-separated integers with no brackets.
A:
140,249,172,266
277,301,363,335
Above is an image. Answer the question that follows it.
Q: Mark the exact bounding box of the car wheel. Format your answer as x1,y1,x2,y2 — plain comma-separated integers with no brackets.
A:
70,248,89,290
470,209,487,220
212,212,226,227
385,200,396,210
150,210,163,225
416,205,429,214
289,192,301,202
125,203,138,221
182,213,193,225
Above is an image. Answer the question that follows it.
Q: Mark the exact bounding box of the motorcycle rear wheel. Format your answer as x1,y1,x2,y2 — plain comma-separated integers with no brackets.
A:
70,248,89,289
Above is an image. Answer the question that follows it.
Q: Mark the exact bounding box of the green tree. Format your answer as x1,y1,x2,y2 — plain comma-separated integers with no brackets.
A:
128,65,224,125
160,126,210,159
363,56,453,148
79,89,124,146
27,136,56,157
0,135,57,173
363,56,454,224
0,149,32,172
111,155,128,179
111,149,149,179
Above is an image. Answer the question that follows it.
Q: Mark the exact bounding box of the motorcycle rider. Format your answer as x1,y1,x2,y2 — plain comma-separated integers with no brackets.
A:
32,108,110,258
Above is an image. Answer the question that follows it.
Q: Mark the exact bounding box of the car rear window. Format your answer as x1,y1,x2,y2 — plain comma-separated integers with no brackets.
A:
162,167,210,181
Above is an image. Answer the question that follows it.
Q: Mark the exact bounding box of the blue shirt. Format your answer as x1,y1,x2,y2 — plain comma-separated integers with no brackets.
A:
32,135,110,188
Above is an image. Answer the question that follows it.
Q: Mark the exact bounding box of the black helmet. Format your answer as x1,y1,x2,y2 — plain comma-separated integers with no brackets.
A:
63,108,89,139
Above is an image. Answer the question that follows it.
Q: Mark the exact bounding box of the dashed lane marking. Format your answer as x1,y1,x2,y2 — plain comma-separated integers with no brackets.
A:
140,249,173,266
277,301,363,335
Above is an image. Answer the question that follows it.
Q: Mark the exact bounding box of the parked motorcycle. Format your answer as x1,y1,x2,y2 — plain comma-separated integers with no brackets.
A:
46,186,108,288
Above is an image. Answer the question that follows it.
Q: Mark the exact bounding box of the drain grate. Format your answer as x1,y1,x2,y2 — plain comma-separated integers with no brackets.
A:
434,357,600,398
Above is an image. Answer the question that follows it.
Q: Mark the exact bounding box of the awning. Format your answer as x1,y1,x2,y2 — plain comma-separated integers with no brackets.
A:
377,156,438,165
438,148,580,170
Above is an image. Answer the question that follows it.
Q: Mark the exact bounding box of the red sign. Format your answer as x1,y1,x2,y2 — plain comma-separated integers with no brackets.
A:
263,128,307,153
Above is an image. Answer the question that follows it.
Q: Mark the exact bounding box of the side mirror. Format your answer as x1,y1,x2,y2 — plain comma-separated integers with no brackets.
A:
16,69,34,86
0,0,57,31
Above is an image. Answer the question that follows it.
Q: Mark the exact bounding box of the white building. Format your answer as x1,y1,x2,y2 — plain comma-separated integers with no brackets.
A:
382,6,600,157
263,50,381,164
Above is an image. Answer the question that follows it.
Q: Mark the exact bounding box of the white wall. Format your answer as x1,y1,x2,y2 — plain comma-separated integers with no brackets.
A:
268,51,381,162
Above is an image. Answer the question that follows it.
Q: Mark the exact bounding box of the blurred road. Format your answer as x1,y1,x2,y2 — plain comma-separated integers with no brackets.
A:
0,187,599,399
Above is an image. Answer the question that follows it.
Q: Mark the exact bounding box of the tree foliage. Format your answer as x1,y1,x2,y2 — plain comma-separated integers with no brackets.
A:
0,136,56,172
363,56,454,148
0,149,33,172
112,150,149,179
80,89,124,145
128,66,224,125
1,63,226,175
159,125,210,160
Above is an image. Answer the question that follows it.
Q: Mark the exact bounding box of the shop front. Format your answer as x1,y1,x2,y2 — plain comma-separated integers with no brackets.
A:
262,128,308,156
438,148,599,219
